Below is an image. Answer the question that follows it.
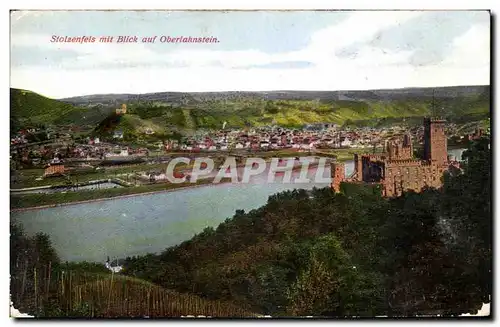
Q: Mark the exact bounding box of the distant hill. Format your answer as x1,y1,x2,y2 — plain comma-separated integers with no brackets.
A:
60,85,490,105
11,85,490,133
10,88,113,129
61,85,490,130
96,85,490,130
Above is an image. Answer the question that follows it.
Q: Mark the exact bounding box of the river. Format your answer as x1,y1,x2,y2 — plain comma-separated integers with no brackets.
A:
11,149,467,263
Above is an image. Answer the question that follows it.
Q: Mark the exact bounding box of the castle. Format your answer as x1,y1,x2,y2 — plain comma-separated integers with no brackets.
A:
116,103,127,115
331,118,455,197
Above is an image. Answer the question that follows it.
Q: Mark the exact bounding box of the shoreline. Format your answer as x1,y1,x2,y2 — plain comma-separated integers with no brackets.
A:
10,162,329,213
10,180,232,213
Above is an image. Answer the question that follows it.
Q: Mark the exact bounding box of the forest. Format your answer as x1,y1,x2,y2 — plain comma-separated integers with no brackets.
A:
123,137,491,317
10,137,491,317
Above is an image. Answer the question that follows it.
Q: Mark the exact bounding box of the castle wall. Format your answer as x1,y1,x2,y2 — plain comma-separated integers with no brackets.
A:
383,161,447,197
361,157,384,183
387,134,413,160
332,118,449,197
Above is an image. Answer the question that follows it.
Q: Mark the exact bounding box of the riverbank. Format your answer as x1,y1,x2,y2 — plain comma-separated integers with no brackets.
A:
10,178,233,212
10,159,328,212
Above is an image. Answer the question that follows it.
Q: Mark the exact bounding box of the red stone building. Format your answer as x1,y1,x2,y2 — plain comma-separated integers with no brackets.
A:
468,128,484,141
332,118,455,197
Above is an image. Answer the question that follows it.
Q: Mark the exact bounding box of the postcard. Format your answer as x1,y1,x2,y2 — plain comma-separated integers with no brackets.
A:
9,9,491,318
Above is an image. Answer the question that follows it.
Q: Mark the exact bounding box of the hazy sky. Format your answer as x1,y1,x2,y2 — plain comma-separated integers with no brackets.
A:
10,10,490,98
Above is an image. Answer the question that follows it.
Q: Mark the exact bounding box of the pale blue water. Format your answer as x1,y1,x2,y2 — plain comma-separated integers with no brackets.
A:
11,149,465,262
12,167,330,262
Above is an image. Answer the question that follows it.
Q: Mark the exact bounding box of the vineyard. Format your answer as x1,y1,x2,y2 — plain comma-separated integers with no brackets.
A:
11,265,258,318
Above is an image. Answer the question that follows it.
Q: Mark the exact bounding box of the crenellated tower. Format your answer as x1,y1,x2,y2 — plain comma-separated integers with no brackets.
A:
423,117,448,166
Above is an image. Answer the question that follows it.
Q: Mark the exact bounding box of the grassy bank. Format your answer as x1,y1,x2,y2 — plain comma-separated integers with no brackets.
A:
10,162,191,189
10,178,229,210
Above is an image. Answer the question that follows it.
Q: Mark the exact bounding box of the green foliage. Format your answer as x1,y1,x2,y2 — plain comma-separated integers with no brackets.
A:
121,137,490,317
128,95,489,130
10,88,109,128
287,255,338,316
10,221,256,318
11,87,490,133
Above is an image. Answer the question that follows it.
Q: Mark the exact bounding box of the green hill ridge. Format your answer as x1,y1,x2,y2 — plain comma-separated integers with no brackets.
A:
10,88,112,130
10,86,490,135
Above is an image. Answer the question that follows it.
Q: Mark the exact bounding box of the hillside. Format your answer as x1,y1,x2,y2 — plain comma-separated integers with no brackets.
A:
10,266,257,318
64,85,490,130
9,221,257,318
10,88,113,129
72,274,258,317
11,85,490,133
93,112,168,140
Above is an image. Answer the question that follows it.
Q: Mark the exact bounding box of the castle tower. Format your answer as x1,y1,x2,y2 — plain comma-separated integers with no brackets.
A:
331,162,345,193
423,117,448,166
116,104,127,115
403,133,413,157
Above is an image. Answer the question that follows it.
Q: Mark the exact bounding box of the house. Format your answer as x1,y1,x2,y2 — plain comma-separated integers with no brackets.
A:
44,162,65,177
113,130,124,139
340,138,352,147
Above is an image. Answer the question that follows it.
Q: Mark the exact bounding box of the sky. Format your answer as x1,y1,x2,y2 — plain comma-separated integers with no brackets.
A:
10,10,490,99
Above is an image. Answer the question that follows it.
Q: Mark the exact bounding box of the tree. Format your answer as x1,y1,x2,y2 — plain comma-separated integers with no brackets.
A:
287,255,337,316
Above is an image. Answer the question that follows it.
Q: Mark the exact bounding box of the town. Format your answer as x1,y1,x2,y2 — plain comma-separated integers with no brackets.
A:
10,105,485,186
9,9,491,319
